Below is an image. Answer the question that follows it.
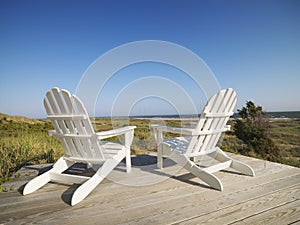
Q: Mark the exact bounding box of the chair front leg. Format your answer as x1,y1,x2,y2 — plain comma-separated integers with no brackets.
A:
71,157,119,206
153,128,164,169
23,157,72,195
125,130,134,173
157,145,163,169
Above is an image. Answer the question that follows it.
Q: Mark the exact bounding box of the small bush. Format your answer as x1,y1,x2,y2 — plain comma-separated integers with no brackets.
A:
234,101,282,162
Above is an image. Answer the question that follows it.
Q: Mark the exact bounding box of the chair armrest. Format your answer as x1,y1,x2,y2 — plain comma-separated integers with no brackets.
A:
189,122,198,128
96,126,136,140
152,124,229,136
151,125,194,136
48,130,57,136
225,125,231,131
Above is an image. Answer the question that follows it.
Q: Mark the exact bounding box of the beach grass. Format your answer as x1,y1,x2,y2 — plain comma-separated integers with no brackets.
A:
0,113,299,191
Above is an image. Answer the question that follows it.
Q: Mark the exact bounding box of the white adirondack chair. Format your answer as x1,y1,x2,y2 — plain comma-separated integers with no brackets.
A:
152,88,255,191
23,87,136,205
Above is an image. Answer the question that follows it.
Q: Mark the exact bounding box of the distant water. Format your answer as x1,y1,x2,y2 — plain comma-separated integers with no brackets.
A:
265,111,300,119
130,111,300,119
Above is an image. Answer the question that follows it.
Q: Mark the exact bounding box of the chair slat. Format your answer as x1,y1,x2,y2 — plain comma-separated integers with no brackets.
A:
44,90,73,156
51,88,82,158
74,95,104,159
60,90,90,159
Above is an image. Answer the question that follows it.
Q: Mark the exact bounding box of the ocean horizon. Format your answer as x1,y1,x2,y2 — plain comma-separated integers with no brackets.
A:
4,111,298,120
96,111,300,119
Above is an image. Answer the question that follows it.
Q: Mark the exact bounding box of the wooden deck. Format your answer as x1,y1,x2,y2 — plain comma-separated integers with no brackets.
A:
0,153,299,225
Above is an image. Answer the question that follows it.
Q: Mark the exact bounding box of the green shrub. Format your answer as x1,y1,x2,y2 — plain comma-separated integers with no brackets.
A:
234,101,282,161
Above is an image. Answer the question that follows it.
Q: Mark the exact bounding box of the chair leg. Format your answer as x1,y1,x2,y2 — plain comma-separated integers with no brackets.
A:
125,130,134,173
157,146,163,169
23,171,51,195
187,163,223,191
169,152,223,191
71,157,121,206
23,157,71,195
231,160,255,176
125,147,131,173
212,148,255,177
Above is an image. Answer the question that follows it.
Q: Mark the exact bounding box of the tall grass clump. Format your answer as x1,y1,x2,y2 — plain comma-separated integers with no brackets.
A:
0,115,63,190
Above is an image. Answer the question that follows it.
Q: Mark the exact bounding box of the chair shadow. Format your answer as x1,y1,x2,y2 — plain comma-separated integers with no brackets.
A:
172,166,250,190
120,155,215,190
119,155,245,190
171,173,215,190
119,154,177,179
18,184,26,194
61,184,80,205
220,169,248,176
22,164,53,175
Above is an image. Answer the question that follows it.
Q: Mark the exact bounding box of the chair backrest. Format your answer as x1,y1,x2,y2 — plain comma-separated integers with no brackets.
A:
186,88,237,157
44,87,104,161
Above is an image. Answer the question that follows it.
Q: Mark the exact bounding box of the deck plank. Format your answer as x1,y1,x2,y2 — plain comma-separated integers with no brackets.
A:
179,183,300,225
0,154,299,225
232,199,300,225
99,173,300,225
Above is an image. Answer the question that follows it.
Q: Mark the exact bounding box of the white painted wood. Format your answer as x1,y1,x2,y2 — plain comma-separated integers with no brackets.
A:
71,156,123,206
96,126,136,140
23,157,70,195
212,147,255,176
204,112,234,117
202,160,232,174
49,172,90,184
22,171,51,195
23,87,136,205
47,115,88,120
152,88,255,191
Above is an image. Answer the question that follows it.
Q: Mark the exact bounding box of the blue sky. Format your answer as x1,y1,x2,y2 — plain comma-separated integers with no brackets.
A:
1,0,300,118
